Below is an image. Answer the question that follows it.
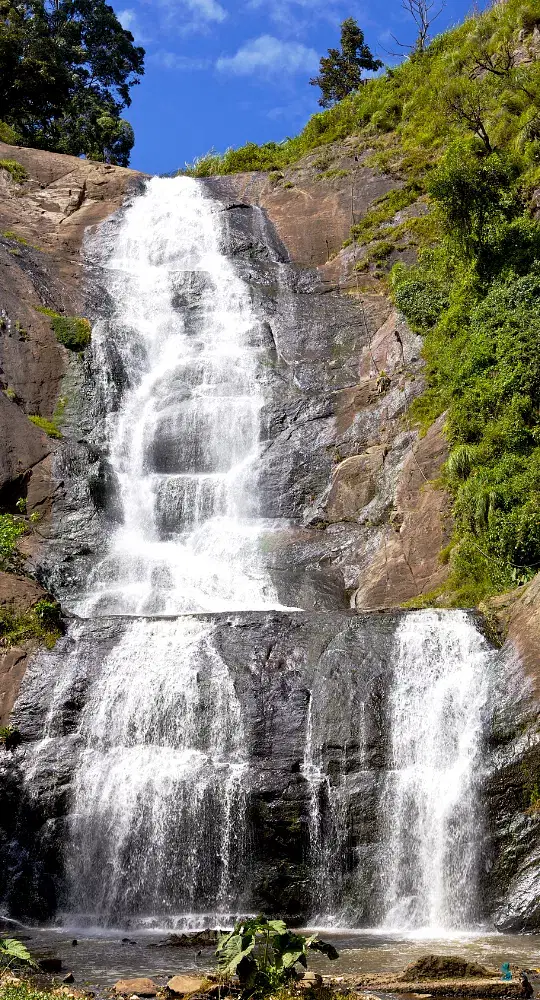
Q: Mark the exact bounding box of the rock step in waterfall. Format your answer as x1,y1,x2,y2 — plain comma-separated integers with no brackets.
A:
0,177,496,932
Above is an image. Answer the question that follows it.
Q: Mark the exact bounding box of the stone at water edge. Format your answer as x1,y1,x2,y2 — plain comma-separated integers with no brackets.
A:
167,976,208,995
400,957,493,981
114,978,158,996
298,972,323,988
37,953,63,973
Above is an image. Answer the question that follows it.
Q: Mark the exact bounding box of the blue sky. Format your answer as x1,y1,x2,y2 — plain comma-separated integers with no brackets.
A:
114,0,488,175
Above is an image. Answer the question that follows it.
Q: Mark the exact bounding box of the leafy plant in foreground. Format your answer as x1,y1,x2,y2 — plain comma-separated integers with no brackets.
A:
216,916,338,996
0,938,34,968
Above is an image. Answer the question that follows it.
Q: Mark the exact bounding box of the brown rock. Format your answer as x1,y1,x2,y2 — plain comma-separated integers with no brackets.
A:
0,392,51,490
490,571,540,696
114,979,157,997
323,449,385,522
205,145,400,269
0,571,50,724
167,976,207,995
400,956,491,981
353,415,452,609
0,571,45,610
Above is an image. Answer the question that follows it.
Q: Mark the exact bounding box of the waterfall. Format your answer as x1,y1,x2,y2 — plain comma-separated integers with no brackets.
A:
79,176,281,617
54,177,283,926
380,610,492,931
63,617,249,927
3,177,497,932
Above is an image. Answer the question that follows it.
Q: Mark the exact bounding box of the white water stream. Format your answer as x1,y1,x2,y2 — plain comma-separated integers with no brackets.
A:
380,610,492,930
79,175,282,616
60,177,284,925
14,178,494,931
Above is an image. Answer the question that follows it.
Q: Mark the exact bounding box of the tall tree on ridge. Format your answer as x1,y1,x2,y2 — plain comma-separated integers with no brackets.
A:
0,0,144,165
310,17,383,108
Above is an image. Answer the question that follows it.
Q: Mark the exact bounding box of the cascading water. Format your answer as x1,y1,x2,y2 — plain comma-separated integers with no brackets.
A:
63,618,249,926
380,610,492,931
42,177,285,926
79,175,281,617
2,177,497,933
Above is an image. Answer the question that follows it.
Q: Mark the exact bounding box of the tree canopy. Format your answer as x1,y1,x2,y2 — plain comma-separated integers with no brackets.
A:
0,0,144,165
310,18,382,108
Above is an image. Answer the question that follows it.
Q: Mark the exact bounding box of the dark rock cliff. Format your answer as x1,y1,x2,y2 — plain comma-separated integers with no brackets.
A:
0,143,144,722
1,141,540,931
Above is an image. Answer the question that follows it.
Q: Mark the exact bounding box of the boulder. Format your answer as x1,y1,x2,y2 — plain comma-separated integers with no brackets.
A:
150,930,220,949
322,449,385,522
114,979,157,997
36,951,63,973
167,976,207,995
400,956,492,981
298,971,323,988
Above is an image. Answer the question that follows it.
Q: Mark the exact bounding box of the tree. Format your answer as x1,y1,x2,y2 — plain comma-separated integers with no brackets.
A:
402,0,445,54
443,78,494,153
310,18,382,108
429,146,522,268
0,0,144,165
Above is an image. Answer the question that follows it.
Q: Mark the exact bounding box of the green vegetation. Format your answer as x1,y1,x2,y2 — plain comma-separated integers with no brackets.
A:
392,143,540,604
0,121,21,144
182,0,540,605
0,160,27,184
0,726,22,751
309,18,382,108
0,514,27,571
0,940,34,969
36,306,91,351
2,230,28,243
0,0,144,165
0,599,63,650
28,415,62,439
216,916,338,998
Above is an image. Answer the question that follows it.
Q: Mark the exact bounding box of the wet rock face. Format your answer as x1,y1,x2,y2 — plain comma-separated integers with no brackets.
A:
0,610,400,924
35,183,449,612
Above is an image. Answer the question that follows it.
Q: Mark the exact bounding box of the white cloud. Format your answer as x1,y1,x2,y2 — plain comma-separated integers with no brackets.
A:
150,49,211,69
143,0,227,28
246,0,356,31
216,34,318,76
118,7,148,40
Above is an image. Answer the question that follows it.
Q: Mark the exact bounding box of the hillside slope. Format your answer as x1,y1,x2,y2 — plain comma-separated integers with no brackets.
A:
186,0,540,609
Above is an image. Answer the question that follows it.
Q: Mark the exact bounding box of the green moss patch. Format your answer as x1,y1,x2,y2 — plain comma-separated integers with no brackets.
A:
0,599,62,650
35,306,91,350
28,414,62,439
0,159,28,184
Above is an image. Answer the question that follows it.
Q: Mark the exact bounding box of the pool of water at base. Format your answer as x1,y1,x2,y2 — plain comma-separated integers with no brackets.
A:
10,928,540,991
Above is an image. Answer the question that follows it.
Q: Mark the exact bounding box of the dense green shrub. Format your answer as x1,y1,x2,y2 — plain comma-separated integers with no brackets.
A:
0,121,22,144
393,202,540,601
0,514,26,571
36,306,91,350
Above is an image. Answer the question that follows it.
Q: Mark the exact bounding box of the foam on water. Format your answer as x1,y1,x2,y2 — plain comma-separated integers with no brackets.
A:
78,175,284,616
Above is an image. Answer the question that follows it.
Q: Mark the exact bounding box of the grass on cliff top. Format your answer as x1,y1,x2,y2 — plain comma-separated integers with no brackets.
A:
182,0,540,180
